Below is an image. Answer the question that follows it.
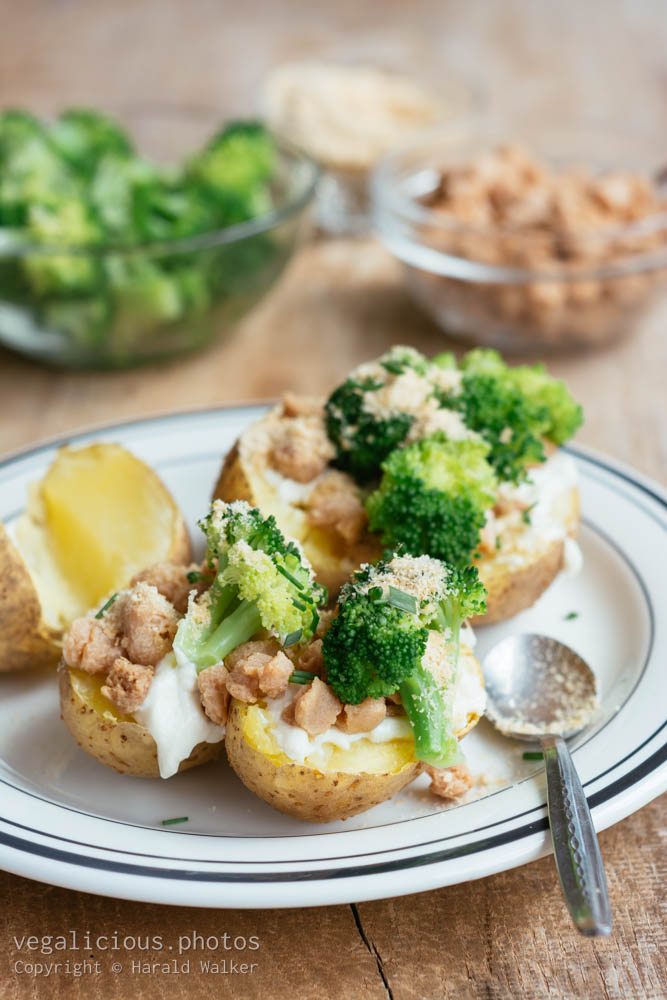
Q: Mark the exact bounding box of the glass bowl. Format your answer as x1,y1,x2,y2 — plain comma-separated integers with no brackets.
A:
0,107,319,368
371,121,667,352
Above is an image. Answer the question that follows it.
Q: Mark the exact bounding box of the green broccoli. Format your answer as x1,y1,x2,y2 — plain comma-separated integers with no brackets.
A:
324,346,437,481
504,363,583,445
0,109,283,361
322,555,486,767
48,109,133,178
89,154,158,240
0,111,74,226
21,199,105,295
459,348,583,447
175,500,326,671
366,435,498,566
188,121,275,214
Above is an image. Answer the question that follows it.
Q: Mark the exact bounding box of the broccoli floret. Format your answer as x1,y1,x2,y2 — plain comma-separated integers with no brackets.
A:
323,555,486,767
0,111,74,226
105,256,182,334
325,377,414,482
506,363,583,445
366,435,498,566
459,348,583,448
442,372,546,483
89,154,158,240
324,346,438,481
189,121,275,211
49,109,133,178
21,199,105,295
175,500,326,671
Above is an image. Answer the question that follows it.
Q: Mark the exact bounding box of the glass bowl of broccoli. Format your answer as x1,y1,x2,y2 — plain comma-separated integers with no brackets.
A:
0,108,319,367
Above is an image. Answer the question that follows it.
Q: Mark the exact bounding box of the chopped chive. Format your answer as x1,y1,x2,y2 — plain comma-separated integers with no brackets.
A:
292,597,307,611
495,535,502,550
283,629,303,648
368,586,384,602
564,611,579,620
289,670,316,685
388,586,418,615
311,609,320,633
522,751,543,760
381,359,406,375
95,593,118,619
522,503,537,525
161,816,188,826
186,570,202,584
276,564,305,591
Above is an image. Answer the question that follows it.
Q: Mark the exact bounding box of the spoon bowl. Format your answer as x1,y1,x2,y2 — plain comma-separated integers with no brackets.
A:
482,632,611,937
483,634,599,741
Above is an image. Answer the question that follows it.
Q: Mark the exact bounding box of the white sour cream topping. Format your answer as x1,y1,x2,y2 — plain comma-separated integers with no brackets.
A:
133,648,225,779
261,642,485,766
563,537,584,576
496,452,579,546
263,465,327,505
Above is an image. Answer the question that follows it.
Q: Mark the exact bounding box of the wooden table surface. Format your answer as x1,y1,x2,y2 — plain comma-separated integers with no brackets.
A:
1,2,666,998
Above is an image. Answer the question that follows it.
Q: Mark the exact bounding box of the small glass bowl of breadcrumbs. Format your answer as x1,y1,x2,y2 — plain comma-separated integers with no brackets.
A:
372,121,667,351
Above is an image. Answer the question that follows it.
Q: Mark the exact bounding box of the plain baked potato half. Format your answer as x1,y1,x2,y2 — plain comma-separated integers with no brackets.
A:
0,443,190,672
59,665,221,778
225,649,484,823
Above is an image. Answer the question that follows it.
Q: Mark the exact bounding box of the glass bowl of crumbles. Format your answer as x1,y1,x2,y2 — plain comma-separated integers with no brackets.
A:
372,121,667,351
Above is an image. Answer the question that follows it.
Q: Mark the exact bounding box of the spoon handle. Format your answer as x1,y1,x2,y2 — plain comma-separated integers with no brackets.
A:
541,734,612,936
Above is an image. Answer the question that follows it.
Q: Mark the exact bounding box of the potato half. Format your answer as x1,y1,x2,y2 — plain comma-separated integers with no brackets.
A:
0,443,190,672
225,651,484,823
212,405,382,596
59,666,221,778
473,486,580,626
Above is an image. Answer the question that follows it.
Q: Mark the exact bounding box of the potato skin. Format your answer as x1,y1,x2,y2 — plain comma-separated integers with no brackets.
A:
225,651,484,822
59,665,221,778
0,524,61,672
226,700,421,822
472,486,580,625
213,441,253,506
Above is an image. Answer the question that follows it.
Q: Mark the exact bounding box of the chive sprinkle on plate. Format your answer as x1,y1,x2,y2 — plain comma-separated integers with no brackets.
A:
522,751,544,761
161,816,189,826
564,611,579,620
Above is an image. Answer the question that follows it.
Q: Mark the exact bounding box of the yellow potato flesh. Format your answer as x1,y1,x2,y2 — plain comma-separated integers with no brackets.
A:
68,668,133,723
40,444,182,614
241,702,416,775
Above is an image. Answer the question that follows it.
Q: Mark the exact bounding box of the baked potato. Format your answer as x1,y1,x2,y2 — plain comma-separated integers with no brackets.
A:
0,442,190,672
58,498,329,779
226,646,484,823
59,665,221,778
213,401,580,623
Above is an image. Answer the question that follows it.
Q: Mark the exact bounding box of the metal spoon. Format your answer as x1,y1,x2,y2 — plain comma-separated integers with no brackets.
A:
483,633,612,937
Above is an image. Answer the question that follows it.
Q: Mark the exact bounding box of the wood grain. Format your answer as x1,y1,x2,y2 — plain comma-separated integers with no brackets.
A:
0,1,666,998
0,798,664,1000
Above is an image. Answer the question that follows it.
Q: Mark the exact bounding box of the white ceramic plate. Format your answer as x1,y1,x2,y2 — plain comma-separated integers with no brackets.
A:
0,406,665,908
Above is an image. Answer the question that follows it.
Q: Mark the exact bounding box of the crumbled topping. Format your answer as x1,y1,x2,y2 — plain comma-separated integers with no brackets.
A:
355,553,450,605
